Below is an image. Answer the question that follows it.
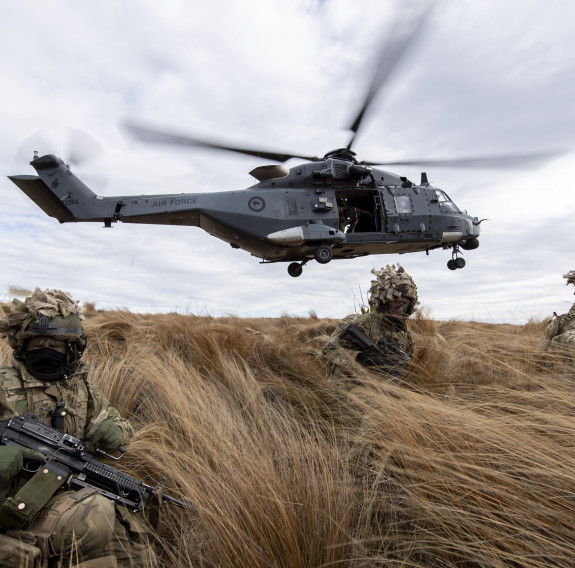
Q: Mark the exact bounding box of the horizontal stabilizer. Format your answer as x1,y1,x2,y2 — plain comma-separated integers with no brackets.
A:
8,175,75,222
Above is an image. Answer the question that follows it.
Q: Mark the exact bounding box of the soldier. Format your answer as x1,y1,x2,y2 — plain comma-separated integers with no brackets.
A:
322,264,417,385
338,199,370,233
541,270,575,361
0,288,155,568
322,265,418,522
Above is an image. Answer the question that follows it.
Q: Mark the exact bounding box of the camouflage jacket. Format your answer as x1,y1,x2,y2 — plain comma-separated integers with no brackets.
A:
544,302,575,345
0,357,133,448
322,310,415,379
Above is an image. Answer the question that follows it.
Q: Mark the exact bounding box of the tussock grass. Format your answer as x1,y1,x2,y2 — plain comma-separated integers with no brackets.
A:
2,309,574,567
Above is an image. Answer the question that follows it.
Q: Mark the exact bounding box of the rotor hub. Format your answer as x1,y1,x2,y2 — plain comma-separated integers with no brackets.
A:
323,148,358,163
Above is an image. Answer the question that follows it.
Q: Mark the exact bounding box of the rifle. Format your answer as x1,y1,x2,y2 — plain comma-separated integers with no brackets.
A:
0,413,191,514
339,323,410,361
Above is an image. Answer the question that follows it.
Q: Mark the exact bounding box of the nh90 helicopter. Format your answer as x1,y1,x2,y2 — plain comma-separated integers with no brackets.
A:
9,148,485,277
7,6,555,277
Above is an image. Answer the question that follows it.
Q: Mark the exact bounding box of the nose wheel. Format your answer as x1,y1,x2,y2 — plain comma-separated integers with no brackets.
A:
447,246,466,270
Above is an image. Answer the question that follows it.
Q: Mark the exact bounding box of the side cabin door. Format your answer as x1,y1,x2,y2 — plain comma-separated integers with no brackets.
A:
334,189,382,233
380,186,432,237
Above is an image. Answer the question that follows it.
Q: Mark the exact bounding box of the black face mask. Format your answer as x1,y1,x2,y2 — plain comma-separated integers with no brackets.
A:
24,348,67,381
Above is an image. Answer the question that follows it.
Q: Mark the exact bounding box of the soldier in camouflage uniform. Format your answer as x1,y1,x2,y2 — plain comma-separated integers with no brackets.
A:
322,265,418,522
541,270,575,364
0,289,155,568
322,264,417,385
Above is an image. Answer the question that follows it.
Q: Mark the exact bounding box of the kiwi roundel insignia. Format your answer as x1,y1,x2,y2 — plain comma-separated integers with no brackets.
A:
248,197,265,212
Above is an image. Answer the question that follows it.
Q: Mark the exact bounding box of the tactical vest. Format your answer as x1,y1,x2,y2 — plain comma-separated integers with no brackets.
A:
324,311,415,357
0,360,91,438
322,310,415,383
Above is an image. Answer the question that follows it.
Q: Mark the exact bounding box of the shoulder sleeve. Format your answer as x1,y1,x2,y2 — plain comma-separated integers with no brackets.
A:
321,314,371,371
84,381,134,447
322,314,362,352
0,366,21,419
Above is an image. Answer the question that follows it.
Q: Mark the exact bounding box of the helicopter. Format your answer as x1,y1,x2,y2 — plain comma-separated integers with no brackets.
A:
7,5,556,278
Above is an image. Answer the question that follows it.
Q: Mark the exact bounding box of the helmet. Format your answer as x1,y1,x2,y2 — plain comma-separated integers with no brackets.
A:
0,288,86,380
564,270,575,293
368,264,418,314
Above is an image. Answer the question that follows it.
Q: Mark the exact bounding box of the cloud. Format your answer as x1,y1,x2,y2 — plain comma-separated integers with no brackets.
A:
0,0,573,324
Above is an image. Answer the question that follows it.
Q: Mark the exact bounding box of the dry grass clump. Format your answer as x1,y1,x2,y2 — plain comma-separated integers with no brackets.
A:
2,308,574,567
348,379,575,566
407,311,551,392
81,311,355,567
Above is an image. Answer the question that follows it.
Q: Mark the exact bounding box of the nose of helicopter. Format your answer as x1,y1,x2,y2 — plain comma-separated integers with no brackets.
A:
470,217,482,236
467,217,481,236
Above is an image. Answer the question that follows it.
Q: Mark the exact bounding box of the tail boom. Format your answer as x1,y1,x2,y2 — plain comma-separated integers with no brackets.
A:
8,154,204,227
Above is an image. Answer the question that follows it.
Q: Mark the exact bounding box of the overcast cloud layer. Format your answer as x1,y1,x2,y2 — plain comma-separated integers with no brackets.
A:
0,0,574,323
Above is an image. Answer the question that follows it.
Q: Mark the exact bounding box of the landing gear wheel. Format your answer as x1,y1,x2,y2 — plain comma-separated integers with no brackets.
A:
314,244,333,264
448,245,466,270
288,262,303,277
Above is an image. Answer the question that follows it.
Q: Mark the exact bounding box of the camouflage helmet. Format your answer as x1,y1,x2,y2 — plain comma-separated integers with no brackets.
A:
564,270,575,293
0,288,86,351
368,264,418,313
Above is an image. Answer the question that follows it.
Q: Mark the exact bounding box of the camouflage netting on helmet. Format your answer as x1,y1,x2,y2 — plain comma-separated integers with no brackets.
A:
368,264,418,308
564,270,575,291
0,288,85,350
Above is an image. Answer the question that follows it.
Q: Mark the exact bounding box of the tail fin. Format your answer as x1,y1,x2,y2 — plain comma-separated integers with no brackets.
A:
8,154,97,222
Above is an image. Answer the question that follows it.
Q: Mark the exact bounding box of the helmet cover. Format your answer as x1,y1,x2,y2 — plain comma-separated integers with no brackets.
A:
0,288,86,350
368,264,418,313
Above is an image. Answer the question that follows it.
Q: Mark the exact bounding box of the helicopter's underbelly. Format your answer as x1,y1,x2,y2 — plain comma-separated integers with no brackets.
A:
335,239,435,256
195,208,470,264
254,235,444,263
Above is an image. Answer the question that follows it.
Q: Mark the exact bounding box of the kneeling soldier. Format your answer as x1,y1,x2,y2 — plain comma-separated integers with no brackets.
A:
0,288,155,568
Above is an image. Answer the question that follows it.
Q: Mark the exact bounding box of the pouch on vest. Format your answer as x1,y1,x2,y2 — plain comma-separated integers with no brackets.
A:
0,532,41,568
0,464,67,530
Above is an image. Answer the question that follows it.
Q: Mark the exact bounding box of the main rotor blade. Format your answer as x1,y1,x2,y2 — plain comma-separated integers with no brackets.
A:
361,150,565,169
122,121,318,163
347,1,433,148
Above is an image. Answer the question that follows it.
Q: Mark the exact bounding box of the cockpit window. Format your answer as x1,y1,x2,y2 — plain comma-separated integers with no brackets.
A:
394,195,412,214
434,190,460,213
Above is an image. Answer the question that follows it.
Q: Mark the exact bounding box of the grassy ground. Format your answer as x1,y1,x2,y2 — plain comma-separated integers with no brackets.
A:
2,307,574,567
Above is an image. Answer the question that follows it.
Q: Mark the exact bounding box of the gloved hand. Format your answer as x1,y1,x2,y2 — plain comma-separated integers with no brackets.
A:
0,446,45,482
91,420,124,449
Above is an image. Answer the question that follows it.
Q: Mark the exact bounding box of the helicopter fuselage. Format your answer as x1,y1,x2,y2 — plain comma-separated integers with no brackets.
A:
9,154,480,276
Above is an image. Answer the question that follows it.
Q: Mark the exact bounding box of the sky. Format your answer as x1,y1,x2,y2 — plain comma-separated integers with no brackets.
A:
0,0,574,323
